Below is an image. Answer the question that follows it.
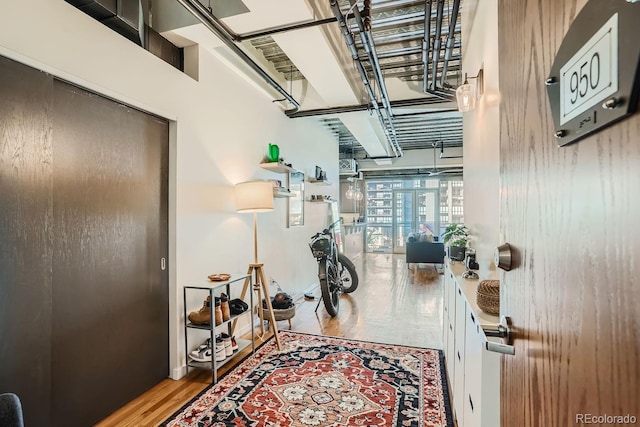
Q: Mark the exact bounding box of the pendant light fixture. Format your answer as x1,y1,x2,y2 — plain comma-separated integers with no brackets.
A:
456,69,484,112
354,187,363,201
345,184,356,200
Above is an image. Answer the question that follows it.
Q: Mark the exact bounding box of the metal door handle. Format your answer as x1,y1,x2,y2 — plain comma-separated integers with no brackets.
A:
483,315,515,355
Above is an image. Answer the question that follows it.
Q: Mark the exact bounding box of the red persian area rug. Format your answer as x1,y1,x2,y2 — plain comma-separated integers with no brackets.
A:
161,331,453,427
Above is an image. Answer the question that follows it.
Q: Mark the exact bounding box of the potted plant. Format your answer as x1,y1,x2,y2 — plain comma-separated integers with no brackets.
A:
442,223,469,261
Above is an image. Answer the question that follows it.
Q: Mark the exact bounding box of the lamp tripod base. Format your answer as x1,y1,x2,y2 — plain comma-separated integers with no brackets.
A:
232,263,282,351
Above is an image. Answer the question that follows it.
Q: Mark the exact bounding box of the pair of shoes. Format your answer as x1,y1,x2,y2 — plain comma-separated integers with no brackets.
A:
189,336,233,363
188,296,211,325
189,338,211,359
188,296,229,326
189,338,213,362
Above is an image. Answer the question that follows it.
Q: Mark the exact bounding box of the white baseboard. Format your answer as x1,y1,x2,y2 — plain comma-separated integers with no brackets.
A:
171,366,186,380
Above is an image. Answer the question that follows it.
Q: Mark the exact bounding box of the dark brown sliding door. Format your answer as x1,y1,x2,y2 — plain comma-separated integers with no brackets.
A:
0,56,169,427
0,54,54,427
50,81,169,426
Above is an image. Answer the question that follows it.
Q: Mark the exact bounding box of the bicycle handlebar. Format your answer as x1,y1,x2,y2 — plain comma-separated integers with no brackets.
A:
310,218,343,240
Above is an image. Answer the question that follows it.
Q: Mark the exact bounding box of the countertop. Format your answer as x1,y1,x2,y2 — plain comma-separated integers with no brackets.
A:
448,259,500,328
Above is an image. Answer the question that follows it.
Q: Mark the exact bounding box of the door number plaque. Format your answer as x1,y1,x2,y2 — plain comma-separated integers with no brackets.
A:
546,1,640,146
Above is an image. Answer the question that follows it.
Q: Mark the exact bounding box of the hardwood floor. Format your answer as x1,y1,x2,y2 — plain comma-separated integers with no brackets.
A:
95,253,444,426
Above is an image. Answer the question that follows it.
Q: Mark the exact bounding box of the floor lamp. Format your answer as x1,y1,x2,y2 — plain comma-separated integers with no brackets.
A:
234,180,282,350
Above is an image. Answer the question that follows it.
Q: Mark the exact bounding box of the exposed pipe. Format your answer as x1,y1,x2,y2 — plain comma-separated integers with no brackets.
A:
348,0,402,157
430,0,445,91
175,0,301,112
285,97,452,118
422,0,455,101
330,0,399,157
439,140,463,158
439,0,461,88
422,0,433,94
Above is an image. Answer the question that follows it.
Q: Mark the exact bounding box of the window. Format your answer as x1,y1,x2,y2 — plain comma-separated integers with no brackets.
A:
364,177,464,252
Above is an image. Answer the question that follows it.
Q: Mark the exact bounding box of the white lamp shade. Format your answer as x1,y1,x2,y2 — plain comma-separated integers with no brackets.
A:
456,82,476,112
235,180,274,213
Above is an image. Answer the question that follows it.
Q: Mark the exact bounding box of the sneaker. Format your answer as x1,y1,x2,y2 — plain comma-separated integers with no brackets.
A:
215,337,226,362
220,333,233,357
189,343,212,363
231,336,238,352
188,296,211,325
189,338,211,359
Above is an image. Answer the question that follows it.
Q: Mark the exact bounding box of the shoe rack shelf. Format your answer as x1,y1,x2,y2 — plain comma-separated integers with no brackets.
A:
183,273,254,383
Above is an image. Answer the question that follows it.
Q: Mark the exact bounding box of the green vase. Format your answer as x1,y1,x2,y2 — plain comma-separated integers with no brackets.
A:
268,144,279,162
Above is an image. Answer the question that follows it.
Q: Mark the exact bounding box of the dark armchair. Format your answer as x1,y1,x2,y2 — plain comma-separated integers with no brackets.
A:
405,241,445,269
0,393,24,427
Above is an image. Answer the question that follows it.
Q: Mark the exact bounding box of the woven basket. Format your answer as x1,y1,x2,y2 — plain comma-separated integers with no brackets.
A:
476,280,500,315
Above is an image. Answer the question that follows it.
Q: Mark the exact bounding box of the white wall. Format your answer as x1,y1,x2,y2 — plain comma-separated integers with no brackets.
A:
0,0,338,379
460,0,500,276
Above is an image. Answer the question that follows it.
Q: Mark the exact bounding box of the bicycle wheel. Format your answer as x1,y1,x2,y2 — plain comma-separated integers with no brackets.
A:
338,253,359,294
319,258,339,316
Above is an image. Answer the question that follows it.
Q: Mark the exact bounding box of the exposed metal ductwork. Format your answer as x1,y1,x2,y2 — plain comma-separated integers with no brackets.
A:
422,0,459,101
422,0,432,93
440,0,461,88
347,0,402,157
175,0,301,112
162,0,464,163
65,0,144,45
430,0,445,91
330,0,401,158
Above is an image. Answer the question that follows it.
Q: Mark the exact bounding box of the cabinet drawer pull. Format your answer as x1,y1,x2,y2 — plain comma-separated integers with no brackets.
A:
469,394,474,412
458,288,461,295
469,312,475,324
457,351,461,361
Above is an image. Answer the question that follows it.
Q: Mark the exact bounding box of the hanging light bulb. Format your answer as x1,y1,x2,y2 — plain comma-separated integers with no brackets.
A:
456,73,475,112
456,70,484,112
354,188,364,201
345,184,355,199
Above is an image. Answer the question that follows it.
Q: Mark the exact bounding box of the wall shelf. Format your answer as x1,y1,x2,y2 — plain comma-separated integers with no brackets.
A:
274,188,292,198
260,161,295,174
308,179,332,185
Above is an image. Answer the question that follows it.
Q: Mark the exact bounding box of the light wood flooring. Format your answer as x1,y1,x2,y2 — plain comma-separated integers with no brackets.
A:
96,253,444,426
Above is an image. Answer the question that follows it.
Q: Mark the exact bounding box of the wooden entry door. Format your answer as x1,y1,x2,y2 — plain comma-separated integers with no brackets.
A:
498,1,640,425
